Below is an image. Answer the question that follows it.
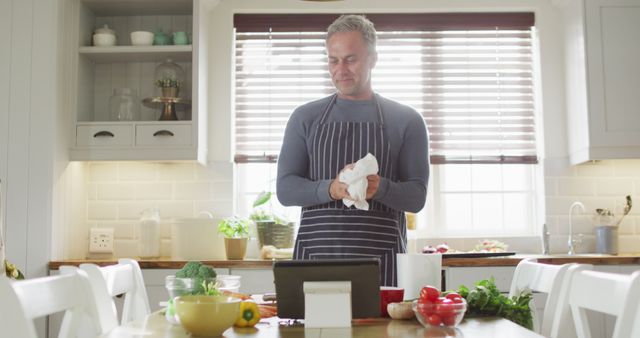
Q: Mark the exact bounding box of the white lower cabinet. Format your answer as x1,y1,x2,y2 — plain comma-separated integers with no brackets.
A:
229,268,275,295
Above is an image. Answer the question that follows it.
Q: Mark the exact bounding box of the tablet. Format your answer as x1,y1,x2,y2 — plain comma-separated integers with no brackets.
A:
273,258,381,319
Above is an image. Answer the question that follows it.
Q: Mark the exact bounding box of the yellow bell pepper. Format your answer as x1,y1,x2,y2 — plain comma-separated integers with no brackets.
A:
234,300,260,327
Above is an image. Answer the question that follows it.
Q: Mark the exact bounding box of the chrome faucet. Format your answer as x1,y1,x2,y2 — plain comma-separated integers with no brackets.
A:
568,201,585,255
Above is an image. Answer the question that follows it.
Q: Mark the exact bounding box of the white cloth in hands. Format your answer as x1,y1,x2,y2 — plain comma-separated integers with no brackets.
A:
338,153,379,210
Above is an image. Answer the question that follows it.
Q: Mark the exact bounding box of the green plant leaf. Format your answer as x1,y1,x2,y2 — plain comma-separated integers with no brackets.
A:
253,191,272,208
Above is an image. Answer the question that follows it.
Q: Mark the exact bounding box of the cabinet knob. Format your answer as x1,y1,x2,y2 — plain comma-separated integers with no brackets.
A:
153,130,174,137
93,131,115,138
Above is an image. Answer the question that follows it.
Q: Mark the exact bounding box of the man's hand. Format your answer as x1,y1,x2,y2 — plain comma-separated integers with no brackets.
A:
366,174,380,199
329,164,354,200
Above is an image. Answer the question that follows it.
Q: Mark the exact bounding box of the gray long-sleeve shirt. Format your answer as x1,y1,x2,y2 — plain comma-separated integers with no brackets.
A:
276,94,429,213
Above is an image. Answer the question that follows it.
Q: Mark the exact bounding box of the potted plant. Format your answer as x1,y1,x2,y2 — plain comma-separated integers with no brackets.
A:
250,191,295,250
217,216,250,260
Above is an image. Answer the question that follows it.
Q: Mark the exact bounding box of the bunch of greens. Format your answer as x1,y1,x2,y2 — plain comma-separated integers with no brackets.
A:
175,261,217,295
217,216,251,238
457,278,533,330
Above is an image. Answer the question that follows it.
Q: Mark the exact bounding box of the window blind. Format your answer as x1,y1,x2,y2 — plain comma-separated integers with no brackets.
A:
234,13,537,164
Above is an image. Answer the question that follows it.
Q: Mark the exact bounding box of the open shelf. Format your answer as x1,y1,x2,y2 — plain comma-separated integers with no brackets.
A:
79,45,192,63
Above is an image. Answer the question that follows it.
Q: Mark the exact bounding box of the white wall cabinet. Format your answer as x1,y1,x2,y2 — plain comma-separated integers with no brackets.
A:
64,0,210,161
562,0,640,164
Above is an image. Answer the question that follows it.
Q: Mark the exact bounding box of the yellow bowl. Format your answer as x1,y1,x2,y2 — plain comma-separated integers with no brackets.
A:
175,295,241,337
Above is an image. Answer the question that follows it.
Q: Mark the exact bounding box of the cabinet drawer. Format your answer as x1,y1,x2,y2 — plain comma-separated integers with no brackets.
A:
445,266,515,292
136,124,192,147
76,125,133,147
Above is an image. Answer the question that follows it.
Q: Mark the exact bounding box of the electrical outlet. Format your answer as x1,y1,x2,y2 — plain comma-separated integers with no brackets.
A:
89,228,114,254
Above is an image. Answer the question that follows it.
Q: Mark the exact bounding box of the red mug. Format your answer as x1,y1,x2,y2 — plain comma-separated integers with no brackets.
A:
380,286,404,317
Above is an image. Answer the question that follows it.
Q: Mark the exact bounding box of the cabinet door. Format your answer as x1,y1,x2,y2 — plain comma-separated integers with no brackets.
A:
585,0,640,148
444,266,515,292
230,268,275,294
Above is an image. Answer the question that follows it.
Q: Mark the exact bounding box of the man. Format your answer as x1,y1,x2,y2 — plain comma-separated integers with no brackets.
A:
276,15,429,286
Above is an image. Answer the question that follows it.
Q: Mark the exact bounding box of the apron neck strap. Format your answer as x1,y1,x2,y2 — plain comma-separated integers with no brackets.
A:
319,93,385,126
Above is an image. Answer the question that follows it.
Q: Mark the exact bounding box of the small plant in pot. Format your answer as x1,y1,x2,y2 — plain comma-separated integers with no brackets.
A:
217,216,250,260
250,191,296,252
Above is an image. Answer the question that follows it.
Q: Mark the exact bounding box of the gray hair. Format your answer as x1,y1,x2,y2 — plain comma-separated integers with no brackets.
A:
326,15,377,54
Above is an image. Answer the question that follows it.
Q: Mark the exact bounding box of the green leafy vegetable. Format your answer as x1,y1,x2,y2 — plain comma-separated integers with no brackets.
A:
175,261,217,294
217,216,251,238
253,191,272,208
457,277,533,330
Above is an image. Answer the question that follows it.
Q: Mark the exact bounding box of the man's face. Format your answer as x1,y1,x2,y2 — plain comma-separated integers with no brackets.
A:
326,31,377,100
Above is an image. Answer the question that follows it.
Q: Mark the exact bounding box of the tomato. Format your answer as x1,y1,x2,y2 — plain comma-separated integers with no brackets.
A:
420,285,440,302
445,293,463,303
434,298,455,318
441,314,458,326
426,314,442,326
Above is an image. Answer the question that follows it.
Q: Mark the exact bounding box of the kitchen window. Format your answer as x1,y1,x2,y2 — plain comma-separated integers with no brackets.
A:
233,13,541,237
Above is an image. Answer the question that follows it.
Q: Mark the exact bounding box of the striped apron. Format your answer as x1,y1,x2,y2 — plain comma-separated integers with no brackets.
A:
293,93,407,286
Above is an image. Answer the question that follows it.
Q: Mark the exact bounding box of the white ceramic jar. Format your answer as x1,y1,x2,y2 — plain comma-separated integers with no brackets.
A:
93,24,116,46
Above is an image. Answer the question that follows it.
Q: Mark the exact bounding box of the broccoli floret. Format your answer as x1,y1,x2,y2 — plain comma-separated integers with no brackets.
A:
175,261,217,295
198,265,216,280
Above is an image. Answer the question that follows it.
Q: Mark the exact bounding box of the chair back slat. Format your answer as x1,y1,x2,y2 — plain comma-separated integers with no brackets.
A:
0,270,102,338
569,270,640,338
80,258,150,330
508,258,577,336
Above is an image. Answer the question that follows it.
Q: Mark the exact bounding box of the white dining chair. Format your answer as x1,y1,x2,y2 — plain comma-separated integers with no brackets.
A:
0,270,102,338
75,258,150,330
508,258,577,336
552,266,640,338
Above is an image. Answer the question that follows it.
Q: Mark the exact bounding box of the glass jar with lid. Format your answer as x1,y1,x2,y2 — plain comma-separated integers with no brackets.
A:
109,88,140,121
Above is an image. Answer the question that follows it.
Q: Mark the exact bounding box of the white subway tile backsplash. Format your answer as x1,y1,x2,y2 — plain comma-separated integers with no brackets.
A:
545,159,640,254
613,160,640,177
89,163,118,181
618,222,635,235
557,215,593,235
118,162,158,181
118,202,157,220
87,183,97,200
194,200,234,218
618,236,640,253
88,202,118,220
196,162,233,181
575,161,614,177
595,178,634,196
175,182,210,200
97,183,135,200
155,201,195,219
557,178,595,196
135,183,173,200
113,239,139,258
158,163,196,181
96,222,136,238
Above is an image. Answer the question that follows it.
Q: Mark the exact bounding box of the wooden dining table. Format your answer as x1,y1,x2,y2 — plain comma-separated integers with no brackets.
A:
99,311,545,338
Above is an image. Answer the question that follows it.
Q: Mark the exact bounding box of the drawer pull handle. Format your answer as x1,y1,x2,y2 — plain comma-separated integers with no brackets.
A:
93,131,115,138
153,130,174,137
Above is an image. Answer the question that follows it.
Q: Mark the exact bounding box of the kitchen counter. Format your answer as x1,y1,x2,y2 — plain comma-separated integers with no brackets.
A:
48,253,640,270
